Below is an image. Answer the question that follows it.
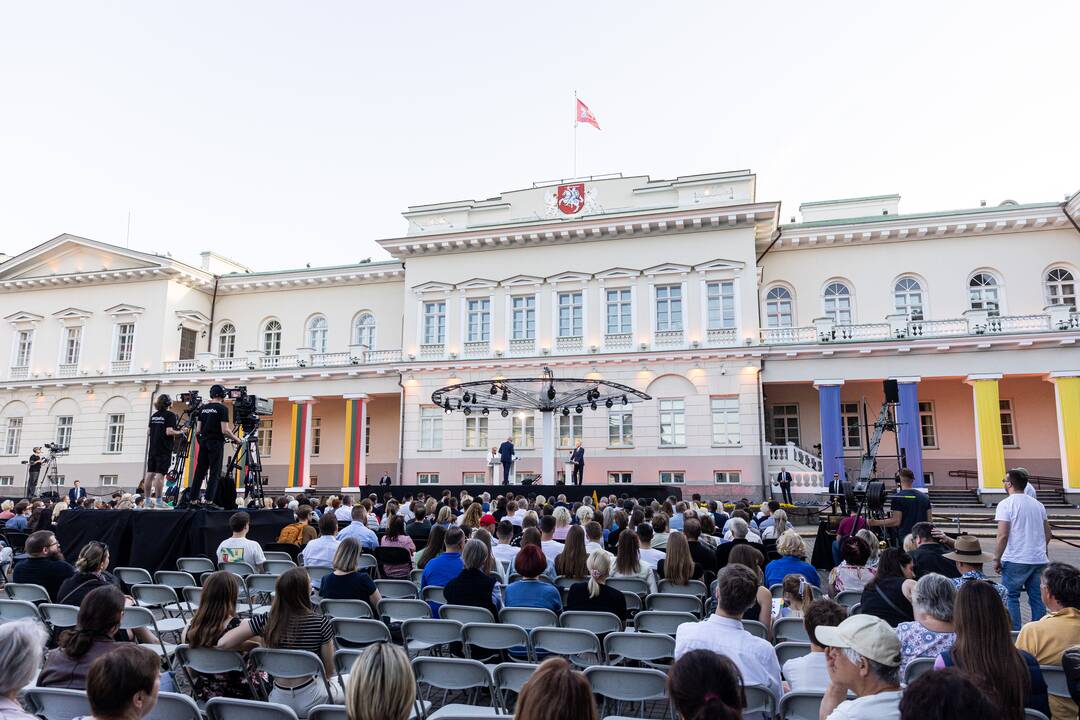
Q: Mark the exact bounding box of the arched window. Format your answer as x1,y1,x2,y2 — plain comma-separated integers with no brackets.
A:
1046,267,1076,308
262,320,282,357
353,313,376,349
765,286,793,328
893,277,924,320
306,315,328,353
968,273,1001,316
217,323,236,359
823,282,853,325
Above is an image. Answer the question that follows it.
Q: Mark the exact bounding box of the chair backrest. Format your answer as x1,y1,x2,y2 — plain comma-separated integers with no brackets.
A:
182,586,203,607
403,618,464,649
835,589,862,608
462,622,530,654
499,606,558,630
421,585,447,604
4,582,50,603
742,619,769,640
774,641,813,668
206,697,300,720
1025,710,1051,720
116,566,154,587
304,565,333,584
633,610,696,635
1040,665,1070,698
251,647,328,685
774,615,810,643
531,626,601,657
263,559,297,576
645,593,701,615
743,684,775,718
413,656,494,693
559,610,622,635
493,661,540,694
903,656,936,685
377,598,432,622
264,551,295,562
23,687,92,720
333,648,364,677
246,573,279,596
331,617,392,647
621,590,642,612
131,584,182,609
439,604,495,624
375,579,420,598
410,568,425,585
38,603,79,628
554,575,578,590
220,561,256,578
0,598,41,623
175,644,247,675
658,579,708,597
583,665,669,702
606,576,648,595
778,690,825,720
603,631,675,668
356,554,378,571
307,705,349,720
320,598,372,619
177,557,215,576
145,691,202,720
154,570,197,590
120,605,158,631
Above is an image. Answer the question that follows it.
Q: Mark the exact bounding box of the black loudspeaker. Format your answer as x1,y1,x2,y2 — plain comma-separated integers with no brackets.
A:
883,379,900,404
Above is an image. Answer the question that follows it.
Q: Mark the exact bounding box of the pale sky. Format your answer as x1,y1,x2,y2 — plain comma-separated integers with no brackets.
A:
2,1,1078,271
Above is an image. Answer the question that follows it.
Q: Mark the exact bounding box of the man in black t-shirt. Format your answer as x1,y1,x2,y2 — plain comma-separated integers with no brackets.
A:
189,385,241,508
12,530,76,601
144,394,183,508
868,468,931,544
26,447,43,497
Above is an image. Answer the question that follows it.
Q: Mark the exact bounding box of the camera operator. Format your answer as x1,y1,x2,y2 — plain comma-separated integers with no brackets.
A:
867,468,932,544
25,447,43,496
144,394,183,508
189,385,241,508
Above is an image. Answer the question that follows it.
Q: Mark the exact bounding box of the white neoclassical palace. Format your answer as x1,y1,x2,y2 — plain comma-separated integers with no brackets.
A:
1,169,1079,500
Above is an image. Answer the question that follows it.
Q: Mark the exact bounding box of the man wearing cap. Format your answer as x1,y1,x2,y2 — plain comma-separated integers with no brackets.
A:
944,534,1008,605
816,614,903,719
190,384,242,508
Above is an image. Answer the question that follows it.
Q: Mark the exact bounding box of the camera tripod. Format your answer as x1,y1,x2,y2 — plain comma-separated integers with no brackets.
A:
164,406,199,505
226,419,265,507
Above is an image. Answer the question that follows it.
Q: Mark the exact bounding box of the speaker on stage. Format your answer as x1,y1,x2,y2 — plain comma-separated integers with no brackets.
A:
883,379,900,404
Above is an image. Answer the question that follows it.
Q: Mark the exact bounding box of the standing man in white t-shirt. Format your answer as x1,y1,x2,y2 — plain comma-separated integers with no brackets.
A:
994,467,1052,630
216,511,266,572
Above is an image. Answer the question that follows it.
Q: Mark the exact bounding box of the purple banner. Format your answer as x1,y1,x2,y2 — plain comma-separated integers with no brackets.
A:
897,381,925,487
818,384,844,486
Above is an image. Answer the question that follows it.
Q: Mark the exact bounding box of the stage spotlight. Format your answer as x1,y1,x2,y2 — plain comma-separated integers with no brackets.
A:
481,407,489,416
462,391,471,403
444,407,451,415
489,384,498,395
547,384,556,400
501,389,508,401
590,401,597,411
443,398,451,411
562,407,570,417
575,404,583,414
463,406,471,415
501,408,509,417
621,394,628,405
605,398,613,409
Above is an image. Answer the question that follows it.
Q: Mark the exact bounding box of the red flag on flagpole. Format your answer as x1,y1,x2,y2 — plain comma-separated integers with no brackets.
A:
576,98,600,130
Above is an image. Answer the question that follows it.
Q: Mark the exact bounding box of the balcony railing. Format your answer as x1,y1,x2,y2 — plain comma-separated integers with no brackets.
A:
311,352,350,367
9,366,29,380
555,335,582,353
110,360,131,374
57,363,79,377
463,341,489,358
419,344,444,360
766,311,1080,345
653,329,684,348
604,333,633,350
508,338,535,357
706,327,739,345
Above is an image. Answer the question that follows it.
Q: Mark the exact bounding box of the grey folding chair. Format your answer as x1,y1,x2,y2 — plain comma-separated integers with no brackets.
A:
376,579,420,598
778,690,825,720
145,691,202,720
131,584,189,632
121,605,176,659
603,631,675,669
657,579,707,597
23,687,92,720
357,554,378,573
492,662,540,713
4,582,50,603
559,610,622,635
264,551,296,562
742,619,769,640
439,604,495,625
332,617,392,649
244,574,278,615
116,566,155,588
177,557,215,579
903,656,936,685
530,626,601,666
554,575,578,590
0,598,41,623
834,589,862,608
402,618,464,657
379,598,432,623
411,568,425,585
155,570,198,592
174,644,258,699
606,577,649,596
1041,664,1070,700
206,697,299,720
633,610,695,636
743,684,775,719
308,706,349,720
1025,710,1051,720
583,665,671,719
773,616,810,643
775,641,813,669
461,622,531,662
220,561,257,579
304,565,334,586
263,559,296,576
412,656,497,711
182,586,203,613
38,603,79,629
333,648,364,685
422,585,447,605
644,593,701,616
250,647,334,701
621,591,642,613
320,598,373,619
498,606,558,630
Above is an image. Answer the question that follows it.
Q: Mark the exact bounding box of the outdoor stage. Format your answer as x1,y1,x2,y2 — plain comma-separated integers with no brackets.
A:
374,484,680,504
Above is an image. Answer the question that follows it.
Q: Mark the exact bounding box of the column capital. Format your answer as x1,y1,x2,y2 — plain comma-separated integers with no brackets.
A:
890,376,922,384
342,393,369,400
965,373,1003,384
812,378,845,388
287,395,316,403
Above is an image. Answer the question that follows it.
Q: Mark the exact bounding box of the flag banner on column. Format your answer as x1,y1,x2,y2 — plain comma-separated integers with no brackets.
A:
971,380,1006,490
287,402,311,489
1055,377,1080,489
343,397,365,487
180,436,199,490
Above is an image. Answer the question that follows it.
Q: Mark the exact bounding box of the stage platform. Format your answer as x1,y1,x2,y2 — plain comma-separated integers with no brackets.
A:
357,484,681,504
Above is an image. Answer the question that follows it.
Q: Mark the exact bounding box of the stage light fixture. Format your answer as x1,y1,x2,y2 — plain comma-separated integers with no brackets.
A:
547,384,556,400
562,407,570,416
605,398,613,409
501,389,508,401
463,406,472,416
462,391,471,403
489,384,498,395
443,398,451,411
501,408,509,417
590,401,597,411
481,407,489,415
575,404,583,414
621,394,628,405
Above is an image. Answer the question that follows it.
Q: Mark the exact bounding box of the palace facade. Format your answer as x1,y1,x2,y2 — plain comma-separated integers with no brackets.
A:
2,169,1079,500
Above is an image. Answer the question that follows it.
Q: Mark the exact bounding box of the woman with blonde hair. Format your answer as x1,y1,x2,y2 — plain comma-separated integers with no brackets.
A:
856,528,881,568
764,529,821,589
435,505,454,528
760,509,789,540
552,506,572,541
575,505,594,526
320,537,382,611
51,501,69,523
379,500,399,529
656,531,703,585
345,643,416,720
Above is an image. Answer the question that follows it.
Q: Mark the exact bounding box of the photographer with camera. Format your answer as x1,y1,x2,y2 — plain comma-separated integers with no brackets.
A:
189,385,241,509
144,394,183,508
25,447,43,497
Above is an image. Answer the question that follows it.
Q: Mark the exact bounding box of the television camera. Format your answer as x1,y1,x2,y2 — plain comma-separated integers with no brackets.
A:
223,386,274,505
43,442,69,455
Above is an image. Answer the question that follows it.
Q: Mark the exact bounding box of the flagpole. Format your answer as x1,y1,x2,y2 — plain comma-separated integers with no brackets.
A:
573,90,578,179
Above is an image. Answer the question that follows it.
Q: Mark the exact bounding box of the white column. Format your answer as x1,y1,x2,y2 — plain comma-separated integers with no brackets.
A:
542,410,555,485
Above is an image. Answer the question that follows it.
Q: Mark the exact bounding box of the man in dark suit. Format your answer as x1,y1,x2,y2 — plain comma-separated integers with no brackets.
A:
379,473,392,486
828,472,848,514
498,437,515,485
570,441,585,486
776,467,793,505
67,479,87,504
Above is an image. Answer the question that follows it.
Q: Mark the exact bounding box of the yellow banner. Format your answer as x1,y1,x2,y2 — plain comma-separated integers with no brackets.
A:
971,379,1006,490
1056,377,1080,489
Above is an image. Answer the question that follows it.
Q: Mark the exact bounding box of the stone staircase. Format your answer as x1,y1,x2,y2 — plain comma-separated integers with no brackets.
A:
929,485,1072,509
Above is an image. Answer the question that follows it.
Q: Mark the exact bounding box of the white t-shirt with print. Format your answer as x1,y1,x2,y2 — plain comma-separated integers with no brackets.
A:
216,537,266,568
995,492,1049,564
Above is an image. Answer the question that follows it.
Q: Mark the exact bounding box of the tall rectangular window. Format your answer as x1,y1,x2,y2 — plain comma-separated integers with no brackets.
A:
710,397,740,446
365,423,371,454
258,419,273,457
557,292,583,337
423,302,446,345
14,330,33,367
512,414,535,448
105,414,125,454
558,413,582,448
179,327,198,360
114,323,135,362
464,416,488,449
706,281,736,329
770,404,800,446
1000,399,1017,448
606,288,632,335
841,402,862,449
311,418,321,456
417,472,439,485
608,407,633,447
659,471,685,484
659,399,686,446
3,418,22,456
55,416,73,449
918,402,937,448
419,407,443,450
655,285,683,332
511,296,536,340
466,298,491,342
63,327,82,365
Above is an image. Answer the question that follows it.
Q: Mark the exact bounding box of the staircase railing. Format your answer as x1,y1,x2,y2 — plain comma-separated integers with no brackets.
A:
948,469,1061,491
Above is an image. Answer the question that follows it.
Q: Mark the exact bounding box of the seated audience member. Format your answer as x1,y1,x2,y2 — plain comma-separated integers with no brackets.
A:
539,515,563,564
415,525,447,569
778,573,815,619
519,527,558,581
277,505,318,545
4,501,31,531
636,523,665,568
0,499,14,521
12,530,76,601
760,508,790,541
180,571,258,701
667,649,746,720
444,539,500,618
504,544,562,614
898,668,997,720
435,505,454,528
674,565,782,702
406,506,432,541
1016,562,1080,720
345,643,416,720
896,573,956,678
941,534,1008,604
57,541,120,606
420,525,465,589
938,580,1049,719
832,508,869,564
763,530,820,589
656,531,704,585
715,517,764,568
829,535,876,596
552,506,572,541
725,544,774,632
0,619,48,720
492,520,520,571
650,513,670,550
218,567,337,716
1063,646,1080,718
39,585,126,689
566,549,627,623
82,644,161,720
554,525,588,580
378,515,415,579
908,522,961,579
320,537,383,611
816,614,903,720
683,518,718,576
299,513,341,587
216,512,266,571
513,657,598,720
338,505,379,549
584,521,613,561
612,530,657,594
459,502,484,534
856,548,916,627
724,511,763,544
857,529,881,568
783,599,848,691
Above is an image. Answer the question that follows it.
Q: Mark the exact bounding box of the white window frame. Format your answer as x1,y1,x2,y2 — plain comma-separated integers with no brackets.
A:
770,404,800,446
306,316,329,354
112,322,136,363
840,402,862,450
710,396,740,447
311,417,321,456
918,401,938,449
512,413,535,449
422,301,447,345
262,319,283,357
60,325,83,366
509,294,537,341
659,471,685,484
556,290,584,338
714,471,741,484
100,474,119,487
55,416,74,449
893,276,926,321
464,415,489,449
105,414,125,454
3,418,23,456
608,407,633,448
353,312,376,349
608,471,633,484
968,271,1003,316
764,285,794,328
653,283,685,333
1000,398,1018,448
658,399,686,447
558,413,583,448
605,287,633,335
0,476,12,487
1045,267,1077,308
466,297,492,343
217,323,236,359
419,406,443,451
417,472,439,485
13,329,34,368
258,419,273,457
462,472,486,485
705,280,737,330
823,281,854,325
